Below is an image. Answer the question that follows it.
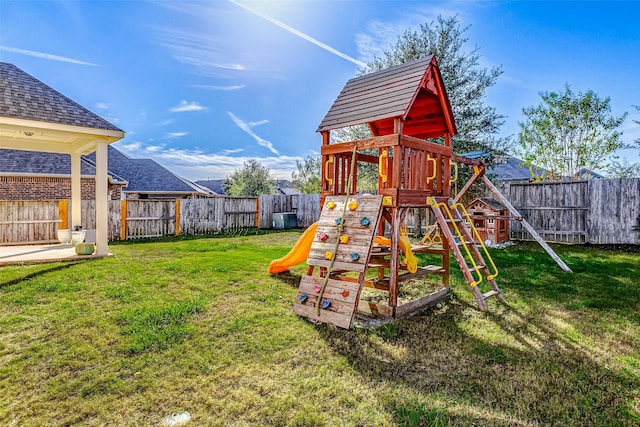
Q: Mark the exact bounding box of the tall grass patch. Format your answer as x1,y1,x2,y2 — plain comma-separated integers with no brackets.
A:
118,297,204,354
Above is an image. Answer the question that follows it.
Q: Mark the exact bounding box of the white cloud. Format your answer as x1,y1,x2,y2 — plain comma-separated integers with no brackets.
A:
191,84,246,91
113,142,299,180
221,148,244,155
227,111,279,155
156,28,249,77
0,45,100,66
167,132,189,138
95,102,109,109
170,100,207,113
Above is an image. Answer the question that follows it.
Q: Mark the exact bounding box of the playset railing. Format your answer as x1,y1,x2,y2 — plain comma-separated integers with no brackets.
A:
320,134,454,207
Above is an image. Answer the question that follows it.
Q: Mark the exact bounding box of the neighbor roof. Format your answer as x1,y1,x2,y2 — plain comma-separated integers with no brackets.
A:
0,62,121,131
89,146,212,195
317,56,456,139
0,148,126,183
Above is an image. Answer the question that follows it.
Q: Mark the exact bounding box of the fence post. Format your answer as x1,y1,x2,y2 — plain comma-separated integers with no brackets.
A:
120,200,127,240
58,199,69,230
175,199,181,236
255,198,260,228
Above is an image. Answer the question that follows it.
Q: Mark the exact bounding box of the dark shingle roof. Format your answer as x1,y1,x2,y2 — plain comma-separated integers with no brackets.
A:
195,180,225,195
490,156,546,182
457,152,546,182
0,148,126,182
0,62,121,131
88,146,211,194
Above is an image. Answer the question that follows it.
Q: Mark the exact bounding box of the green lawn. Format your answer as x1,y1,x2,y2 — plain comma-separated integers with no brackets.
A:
0,233,639,426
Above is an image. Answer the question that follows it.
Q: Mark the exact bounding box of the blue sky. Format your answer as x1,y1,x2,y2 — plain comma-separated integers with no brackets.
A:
1,0,639,180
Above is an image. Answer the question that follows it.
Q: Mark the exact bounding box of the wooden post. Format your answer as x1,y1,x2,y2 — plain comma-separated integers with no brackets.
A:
255,198,260,228
482,175,573,273
388,207,400,313
175,199,181,236
120,200,127,241
58,199,69,230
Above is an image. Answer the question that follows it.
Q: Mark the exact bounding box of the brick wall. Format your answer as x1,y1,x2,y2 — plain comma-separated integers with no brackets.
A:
0,176,123,200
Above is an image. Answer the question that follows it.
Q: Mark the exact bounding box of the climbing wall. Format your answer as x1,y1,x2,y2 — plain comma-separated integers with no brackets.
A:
293,195,384,329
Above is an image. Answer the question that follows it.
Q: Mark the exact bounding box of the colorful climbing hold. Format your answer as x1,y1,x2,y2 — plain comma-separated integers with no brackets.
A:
313,284,321,293
299,294,308,303
326,201,336,210
349,252,360,261
335,217,342,226
360,217,371,227
339,235,349,244
318,231,328,241
348,200,358,211
341,290,350,298
321,299,331,309
325,251,334,260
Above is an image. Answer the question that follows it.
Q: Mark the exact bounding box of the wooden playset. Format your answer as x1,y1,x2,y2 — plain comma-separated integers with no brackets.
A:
271,55,571,329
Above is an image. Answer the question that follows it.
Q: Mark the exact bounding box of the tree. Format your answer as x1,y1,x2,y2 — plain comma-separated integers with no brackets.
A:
352,15,507,155
291,155,321,194
518,86,628,180
606,159,640,179
223,159,276,197
330,15,507,193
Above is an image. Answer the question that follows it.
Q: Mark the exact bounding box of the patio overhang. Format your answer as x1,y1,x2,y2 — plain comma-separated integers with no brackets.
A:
0,117,125,257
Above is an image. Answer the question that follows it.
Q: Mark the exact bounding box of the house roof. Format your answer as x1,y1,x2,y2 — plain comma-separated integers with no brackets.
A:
88,146,212,195
0,62,121,132
317,56,456,139
195,179,225,195
0,148,126,183
457,152,546,182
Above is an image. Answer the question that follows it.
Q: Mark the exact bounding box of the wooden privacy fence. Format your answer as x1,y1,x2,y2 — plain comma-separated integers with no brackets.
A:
0,194,321,244
498,178,640,244
2,182,637,245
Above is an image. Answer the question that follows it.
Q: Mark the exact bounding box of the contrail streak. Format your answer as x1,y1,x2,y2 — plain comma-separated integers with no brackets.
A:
228,0,366,67
0,46,100,66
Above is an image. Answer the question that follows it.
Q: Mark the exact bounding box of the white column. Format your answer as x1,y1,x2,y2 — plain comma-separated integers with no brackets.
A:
95,142,109,256
70,152,82,229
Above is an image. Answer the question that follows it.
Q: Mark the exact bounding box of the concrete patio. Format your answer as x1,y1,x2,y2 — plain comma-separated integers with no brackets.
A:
0,244,111,267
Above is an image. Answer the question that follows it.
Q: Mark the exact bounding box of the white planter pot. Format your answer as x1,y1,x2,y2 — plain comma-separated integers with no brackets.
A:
57,229,72,245
71,230,86,245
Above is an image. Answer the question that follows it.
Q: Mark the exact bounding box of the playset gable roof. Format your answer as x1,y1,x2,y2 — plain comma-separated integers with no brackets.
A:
317,56,456,139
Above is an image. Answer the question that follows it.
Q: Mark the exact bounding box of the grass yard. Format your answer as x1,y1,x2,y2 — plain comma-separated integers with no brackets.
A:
0,232,639,426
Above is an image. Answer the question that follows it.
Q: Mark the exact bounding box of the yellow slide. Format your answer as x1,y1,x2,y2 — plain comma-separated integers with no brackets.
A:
267,222,318,274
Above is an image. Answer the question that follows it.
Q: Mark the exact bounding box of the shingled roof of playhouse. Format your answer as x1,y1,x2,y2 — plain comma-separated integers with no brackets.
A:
317,56,456,139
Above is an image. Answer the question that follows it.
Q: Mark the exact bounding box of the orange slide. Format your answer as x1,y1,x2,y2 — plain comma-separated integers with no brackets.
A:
267,222,318,274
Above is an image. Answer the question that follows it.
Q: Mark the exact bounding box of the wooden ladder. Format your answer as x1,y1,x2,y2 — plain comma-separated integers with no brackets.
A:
428,197,504,311
293,195,384,328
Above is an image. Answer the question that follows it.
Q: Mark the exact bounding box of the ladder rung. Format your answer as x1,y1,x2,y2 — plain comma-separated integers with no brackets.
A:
469,265,486,272
482,290,500,300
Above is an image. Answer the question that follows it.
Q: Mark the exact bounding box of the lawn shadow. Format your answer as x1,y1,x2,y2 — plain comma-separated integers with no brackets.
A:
270,270,302,288
315,298,640,426
0,262,82,289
